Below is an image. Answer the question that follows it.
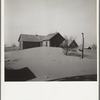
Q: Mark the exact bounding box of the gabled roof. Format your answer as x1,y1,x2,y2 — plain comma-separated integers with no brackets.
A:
62,40,78,47
42,33,58,41
68,40,78,48
18,32,61,42
18,34,45,42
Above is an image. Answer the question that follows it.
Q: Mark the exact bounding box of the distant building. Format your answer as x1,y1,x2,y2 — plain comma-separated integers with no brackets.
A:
87,47,92,49
18,32,65,49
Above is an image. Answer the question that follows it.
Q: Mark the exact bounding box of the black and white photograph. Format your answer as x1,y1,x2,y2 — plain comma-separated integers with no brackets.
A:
4,0,97,81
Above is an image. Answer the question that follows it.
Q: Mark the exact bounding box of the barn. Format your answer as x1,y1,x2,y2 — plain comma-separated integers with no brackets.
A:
18,32,65,49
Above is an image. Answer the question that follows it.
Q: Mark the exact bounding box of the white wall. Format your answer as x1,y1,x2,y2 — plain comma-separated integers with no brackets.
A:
19,41,23,50
42,41,50,47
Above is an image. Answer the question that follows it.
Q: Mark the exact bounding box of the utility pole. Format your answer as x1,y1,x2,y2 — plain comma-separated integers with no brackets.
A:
82,33,84,58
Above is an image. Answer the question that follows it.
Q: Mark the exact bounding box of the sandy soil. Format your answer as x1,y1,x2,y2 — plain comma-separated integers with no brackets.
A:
5,47,97,81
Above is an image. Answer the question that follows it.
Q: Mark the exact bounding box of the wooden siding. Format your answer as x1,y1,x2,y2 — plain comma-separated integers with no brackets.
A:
68,40,78,48
50,33,65,47
23,41,40,49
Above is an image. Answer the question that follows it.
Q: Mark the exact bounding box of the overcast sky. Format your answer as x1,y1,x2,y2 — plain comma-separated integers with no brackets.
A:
4,0,97,47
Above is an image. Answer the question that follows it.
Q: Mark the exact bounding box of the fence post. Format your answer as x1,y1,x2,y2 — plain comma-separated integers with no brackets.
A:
82,33,84,58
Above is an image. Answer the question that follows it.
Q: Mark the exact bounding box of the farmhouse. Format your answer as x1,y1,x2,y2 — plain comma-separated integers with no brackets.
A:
18,32,65,49
18,32,78,50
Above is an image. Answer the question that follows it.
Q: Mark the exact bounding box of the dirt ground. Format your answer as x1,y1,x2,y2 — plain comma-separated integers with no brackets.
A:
5,47,97,81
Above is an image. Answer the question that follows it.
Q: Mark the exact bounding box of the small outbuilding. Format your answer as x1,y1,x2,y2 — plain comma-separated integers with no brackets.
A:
87,47,92,50
68,40,78,48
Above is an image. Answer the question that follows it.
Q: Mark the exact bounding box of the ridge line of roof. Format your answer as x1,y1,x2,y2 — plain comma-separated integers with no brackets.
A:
19,32,61,41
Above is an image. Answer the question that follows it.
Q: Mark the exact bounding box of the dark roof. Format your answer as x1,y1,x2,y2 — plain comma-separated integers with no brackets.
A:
68,40,78,48
62,40,78,47
18,32,60,42
18,34,45,42
42,33,58,41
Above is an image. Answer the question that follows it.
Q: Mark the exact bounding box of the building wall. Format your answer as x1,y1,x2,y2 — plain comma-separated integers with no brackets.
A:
42,41,50,47
40,42,43,47
19,41,23,50
50,33,65,47
23,41,40,49
68,41,78,48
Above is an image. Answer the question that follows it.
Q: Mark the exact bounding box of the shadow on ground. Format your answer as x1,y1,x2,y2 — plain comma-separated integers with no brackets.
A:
49,74,97,81
5,67,36,81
